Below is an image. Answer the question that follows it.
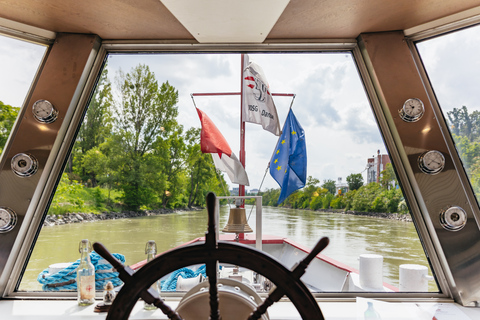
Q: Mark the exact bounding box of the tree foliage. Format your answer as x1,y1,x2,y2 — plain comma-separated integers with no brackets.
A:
46,63,229,213
321,179,336,194
111,65,180,210
0,101,19,153
38,62,418,215
380,163,397,190
346,173,363,191
447,106,480,197
75,66,113,185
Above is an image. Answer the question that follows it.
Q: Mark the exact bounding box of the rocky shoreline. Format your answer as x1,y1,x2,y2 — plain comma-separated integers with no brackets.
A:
313,208,413,222
43,207,411,227
43,207,202,227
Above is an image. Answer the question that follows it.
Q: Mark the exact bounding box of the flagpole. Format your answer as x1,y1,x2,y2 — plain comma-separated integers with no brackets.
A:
239,54,246,201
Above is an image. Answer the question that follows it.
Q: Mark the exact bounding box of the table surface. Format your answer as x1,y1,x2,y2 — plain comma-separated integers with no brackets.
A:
1,298,480,319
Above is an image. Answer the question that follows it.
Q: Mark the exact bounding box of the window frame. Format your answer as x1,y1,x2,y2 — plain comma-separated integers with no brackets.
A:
1,33,470,304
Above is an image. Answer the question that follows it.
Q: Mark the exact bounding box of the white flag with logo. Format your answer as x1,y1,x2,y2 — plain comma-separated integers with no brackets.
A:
242,54,281,136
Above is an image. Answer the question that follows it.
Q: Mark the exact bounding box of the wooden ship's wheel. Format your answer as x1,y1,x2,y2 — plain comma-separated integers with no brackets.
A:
94,192,328,320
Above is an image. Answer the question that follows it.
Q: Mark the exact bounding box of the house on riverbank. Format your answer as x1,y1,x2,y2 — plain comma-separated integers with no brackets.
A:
367,150,391,184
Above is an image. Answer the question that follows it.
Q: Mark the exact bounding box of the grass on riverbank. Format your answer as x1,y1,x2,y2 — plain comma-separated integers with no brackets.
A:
49,174,123,215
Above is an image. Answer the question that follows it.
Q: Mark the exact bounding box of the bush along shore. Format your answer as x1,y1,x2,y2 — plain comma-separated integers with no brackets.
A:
43,207,411,227
43,207,201,227
313,208,412,222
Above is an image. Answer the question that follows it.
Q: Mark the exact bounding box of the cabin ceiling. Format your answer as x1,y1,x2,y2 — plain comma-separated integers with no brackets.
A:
0,0,480,41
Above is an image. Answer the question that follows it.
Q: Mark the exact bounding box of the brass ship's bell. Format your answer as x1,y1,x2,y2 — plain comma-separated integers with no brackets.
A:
222,208,253,233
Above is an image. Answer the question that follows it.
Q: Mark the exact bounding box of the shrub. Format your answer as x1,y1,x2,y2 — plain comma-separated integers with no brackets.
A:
310,196,323,210
330,196,345,209
352,183,382,212
322,193,334,209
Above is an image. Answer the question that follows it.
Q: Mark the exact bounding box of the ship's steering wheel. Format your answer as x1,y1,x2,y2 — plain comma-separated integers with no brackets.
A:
94,192,328,320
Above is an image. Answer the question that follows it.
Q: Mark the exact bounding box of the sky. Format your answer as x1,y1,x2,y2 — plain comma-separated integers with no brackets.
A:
103,52,384,190
2,25,480,191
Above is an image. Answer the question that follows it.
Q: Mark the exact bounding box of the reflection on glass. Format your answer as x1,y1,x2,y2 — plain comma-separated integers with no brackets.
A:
20,53,436,293
0,35,45,156
417,25,480,199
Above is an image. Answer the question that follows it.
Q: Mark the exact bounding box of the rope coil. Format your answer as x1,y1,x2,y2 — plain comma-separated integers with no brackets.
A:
37,252,125,291
161,265,207,292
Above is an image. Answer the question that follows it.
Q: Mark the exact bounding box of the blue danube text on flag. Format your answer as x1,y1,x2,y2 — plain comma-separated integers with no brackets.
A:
269,110,307,204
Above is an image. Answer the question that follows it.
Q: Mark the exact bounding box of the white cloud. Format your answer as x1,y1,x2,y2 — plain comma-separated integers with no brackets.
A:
1,39,394,191
0,36,46,108
417,25,480,113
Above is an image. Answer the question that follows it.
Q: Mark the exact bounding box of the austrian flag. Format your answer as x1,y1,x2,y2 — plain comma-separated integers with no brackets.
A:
196,108,249,186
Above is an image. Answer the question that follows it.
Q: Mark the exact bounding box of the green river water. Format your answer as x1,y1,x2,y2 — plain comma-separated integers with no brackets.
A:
19,206,437,292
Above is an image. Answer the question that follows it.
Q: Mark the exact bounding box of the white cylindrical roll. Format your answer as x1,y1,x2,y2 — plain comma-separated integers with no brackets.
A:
359,254,383,290
399,264,428,291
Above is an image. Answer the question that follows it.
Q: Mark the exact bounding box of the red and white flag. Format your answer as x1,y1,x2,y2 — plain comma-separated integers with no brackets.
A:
242,54,281,136
196,108,250,186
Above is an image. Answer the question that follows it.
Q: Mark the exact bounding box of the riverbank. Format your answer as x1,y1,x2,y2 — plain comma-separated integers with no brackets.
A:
43,206,412,227
313,208,412,222
43,207,202,226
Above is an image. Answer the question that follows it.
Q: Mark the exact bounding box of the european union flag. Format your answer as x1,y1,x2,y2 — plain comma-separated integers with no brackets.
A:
269,110,307,204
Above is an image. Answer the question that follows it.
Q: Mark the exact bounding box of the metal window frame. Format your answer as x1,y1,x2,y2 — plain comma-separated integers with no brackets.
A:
2,26,478,304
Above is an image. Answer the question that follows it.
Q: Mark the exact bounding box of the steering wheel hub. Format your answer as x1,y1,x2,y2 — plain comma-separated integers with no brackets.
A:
177,278,269,320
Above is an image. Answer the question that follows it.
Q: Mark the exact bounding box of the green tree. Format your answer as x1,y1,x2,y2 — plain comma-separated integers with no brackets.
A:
343,189,357,210
260,188,281,206
372,188,403,213
452,133,480,170
309,187,328,210
447,106,480,141
380,163,397,190
346,173,363,191
184,127,220,207
322,193,334,209
447,106,480,200
75,66,113,184
351,182,382,212
152,126,187,208
330,196,345,209
0,101,19,152
112,64,179,210
321,179,336,194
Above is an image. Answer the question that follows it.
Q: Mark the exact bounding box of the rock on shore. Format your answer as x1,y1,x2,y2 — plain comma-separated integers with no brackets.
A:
314,208,412,222
43,208,201,227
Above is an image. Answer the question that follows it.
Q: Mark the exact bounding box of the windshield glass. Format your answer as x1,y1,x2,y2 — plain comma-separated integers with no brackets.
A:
417,25,480,202
0,35,45,157
18,52,437,294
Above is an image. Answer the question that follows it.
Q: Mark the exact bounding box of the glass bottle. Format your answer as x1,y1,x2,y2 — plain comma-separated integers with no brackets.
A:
144,240,159,310
103,281,116,305
364,301,382,319
77,239,95,306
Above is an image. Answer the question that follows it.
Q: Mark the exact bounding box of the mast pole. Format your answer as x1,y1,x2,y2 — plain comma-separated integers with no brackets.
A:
239,54,246,200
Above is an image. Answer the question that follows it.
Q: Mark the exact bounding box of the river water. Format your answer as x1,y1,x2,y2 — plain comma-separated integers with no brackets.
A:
19,206,437,292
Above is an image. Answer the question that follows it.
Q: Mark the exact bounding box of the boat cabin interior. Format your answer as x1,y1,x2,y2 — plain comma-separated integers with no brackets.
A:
2,0,480,319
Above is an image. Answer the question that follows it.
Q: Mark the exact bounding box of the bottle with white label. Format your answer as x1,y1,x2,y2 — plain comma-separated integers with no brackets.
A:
144,240,159,310
77,239,95,306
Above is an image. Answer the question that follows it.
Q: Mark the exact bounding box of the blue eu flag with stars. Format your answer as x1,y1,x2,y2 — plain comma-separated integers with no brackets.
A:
269,110,307,204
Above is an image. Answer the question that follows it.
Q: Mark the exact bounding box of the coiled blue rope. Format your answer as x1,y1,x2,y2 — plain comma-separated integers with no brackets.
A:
37,252,125,291
160,265,223,292
161,265,207,292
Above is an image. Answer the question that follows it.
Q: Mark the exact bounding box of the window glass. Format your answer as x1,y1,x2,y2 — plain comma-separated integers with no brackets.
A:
417,26,480,201
19,52,437,293
0,35,45,156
